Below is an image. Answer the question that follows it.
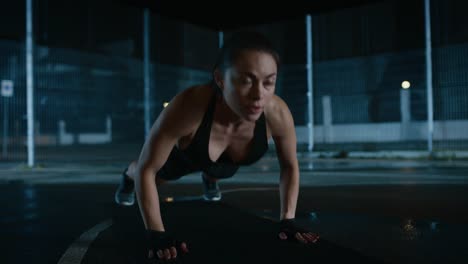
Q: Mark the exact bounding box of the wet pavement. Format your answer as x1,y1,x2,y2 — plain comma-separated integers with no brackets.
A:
1,155,468,264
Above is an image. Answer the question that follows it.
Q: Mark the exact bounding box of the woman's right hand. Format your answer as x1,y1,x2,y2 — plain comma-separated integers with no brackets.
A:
146,230,189,261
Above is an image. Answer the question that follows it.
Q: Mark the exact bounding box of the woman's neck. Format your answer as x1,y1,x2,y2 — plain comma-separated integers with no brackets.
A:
215,96,251,131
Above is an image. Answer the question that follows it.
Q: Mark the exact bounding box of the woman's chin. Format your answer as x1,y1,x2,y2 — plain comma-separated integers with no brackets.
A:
243,112,262,122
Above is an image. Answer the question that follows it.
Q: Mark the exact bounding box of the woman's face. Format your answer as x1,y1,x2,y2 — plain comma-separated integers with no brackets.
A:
217,50,277,122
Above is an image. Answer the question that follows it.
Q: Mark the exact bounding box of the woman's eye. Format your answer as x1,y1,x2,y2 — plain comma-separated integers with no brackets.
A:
241,78,252,85
264,80,275,87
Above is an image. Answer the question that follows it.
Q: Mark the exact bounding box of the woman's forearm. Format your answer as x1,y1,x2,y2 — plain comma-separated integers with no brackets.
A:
135,169,165,231
279,166,300,220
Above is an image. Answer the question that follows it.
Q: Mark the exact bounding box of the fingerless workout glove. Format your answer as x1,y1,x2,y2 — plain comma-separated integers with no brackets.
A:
279,218,308,241
146,229,185,255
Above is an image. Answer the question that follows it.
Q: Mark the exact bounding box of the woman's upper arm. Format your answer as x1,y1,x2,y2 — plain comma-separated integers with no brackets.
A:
266,96,298,170
136,88,202,176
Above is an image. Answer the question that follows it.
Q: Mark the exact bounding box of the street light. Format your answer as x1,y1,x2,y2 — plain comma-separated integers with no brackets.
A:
402,80,411,89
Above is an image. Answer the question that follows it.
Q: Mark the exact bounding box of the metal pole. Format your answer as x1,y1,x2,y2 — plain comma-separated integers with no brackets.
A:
143,8,150,139
306,15,314,151
2,98,8,157
425,0,434,154
26,0,35,167
218,31,224,49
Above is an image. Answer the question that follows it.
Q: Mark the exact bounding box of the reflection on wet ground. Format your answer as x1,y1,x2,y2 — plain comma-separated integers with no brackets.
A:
255,210,468,264
0,157,467,264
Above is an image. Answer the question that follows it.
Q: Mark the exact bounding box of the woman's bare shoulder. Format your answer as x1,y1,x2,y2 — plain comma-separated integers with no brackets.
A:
154,84,214,136
264,95,290,119
175,84,214,115
264,95,295,136
179,84,213,102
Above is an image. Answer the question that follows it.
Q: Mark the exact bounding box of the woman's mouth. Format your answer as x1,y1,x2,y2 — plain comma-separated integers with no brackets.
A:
247,105,262,114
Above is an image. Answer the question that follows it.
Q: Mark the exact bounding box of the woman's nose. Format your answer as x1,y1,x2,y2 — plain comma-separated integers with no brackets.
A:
250,82,263,100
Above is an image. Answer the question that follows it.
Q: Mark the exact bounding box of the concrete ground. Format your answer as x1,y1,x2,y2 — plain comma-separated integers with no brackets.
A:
1,147,468,264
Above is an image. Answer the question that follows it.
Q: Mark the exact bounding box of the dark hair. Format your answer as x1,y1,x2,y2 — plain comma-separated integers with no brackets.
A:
213,30,280,75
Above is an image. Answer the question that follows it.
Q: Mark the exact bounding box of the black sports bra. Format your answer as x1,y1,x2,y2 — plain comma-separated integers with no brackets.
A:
177,86,268,170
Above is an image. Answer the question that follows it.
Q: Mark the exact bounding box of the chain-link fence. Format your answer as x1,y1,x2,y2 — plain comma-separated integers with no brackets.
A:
0,1,215,163
249,0,468,152
1,41,26,161
1,0,468,165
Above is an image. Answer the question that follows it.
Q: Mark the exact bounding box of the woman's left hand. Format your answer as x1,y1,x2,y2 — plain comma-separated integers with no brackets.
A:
278,218,320,244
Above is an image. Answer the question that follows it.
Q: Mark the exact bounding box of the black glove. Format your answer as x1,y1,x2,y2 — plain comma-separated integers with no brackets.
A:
146,230,188,260
278,218,319,243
